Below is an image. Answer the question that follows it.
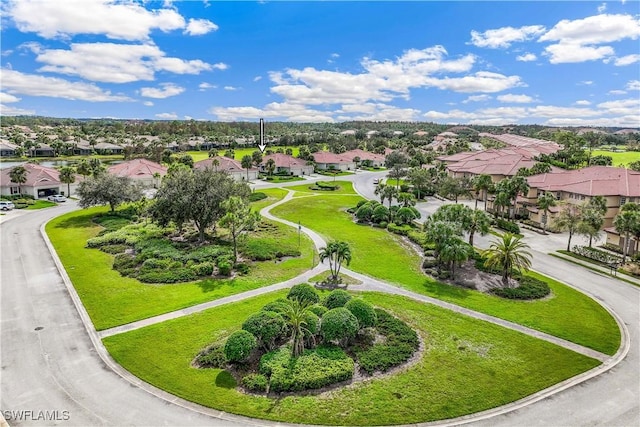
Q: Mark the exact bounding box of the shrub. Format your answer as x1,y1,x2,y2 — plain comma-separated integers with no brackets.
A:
407,230,428,247
249,192,268,202
113,253,138,272
321,308,359,345
287,283,320,304
137,267,196,283
422,258,438,269
241,239,300,261
242,311,287,351
100,244,129,254
572,245,622,265
261,299,290,314
345,299,377,329
304,312,320,338
323,289,352,309
492,276,551,300
242,373,268,392
224,330,257,363
309,304,328,318
387,223,411,236
190,262,214,276
217,258,232,276
495,218,520,234
195,343,226,368
234,262,250,275
141,257,173,270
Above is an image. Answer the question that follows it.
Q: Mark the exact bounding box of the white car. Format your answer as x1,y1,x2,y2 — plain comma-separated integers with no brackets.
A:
47,194,67,202
0,200,15,211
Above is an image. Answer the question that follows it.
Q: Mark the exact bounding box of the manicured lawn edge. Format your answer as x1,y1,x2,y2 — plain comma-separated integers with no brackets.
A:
103,290,600,426
550,252,640,288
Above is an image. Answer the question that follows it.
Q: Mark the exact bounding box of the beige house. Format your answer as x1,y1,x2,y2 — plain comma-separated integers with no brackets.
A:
312,151,356,171
107,159,167,188
194,156,258,181
0,163,82,198
341,149,386,168
261,153,313,176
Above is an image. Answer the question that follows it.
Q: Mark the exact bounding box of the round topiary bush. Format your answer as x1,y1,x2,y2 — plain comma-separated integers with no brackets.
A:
224,330,257,363
261,299,290,314
324,289,352,309
303,311,320,338
242,311,287,351
309,304,328,318
287,283,320,304
345,298,377,329
321,307,359,346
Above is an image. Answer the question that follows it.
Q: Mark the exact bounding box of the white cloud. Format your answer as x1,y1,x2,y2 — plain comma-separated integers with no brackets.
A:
155,112,178,119
627,80,640,90
470,25,546,48
422,72,524,93
336,103,420,121
598,3,607,13
0,104,36,116
253,76,262,82
184,18,219,35
212,62,228,70
575,100,591,105
597,98,640,115
4,0,185,40
611,54,640,66
210,102,335,122
224,86,239,91
330,53,340,58
516,53,537,62
198,82,217,91
544,43,614,64
143,101,154,106
579,80,594,86
34,42,212,83
0,92,21,103
608,89,627,95
528,105,601,118
462,95,491,103
140,83,185,99
496,94,535,103
1,69,131,101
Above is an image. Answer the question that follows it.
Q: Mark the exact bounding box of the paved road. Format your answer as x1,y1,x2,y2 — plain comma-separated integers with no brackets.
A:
1,174,638,426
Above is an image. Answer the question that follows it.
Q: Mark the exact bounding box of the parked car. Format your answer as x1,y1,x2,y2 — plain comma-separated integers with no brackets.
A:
373,179,379,185
0,201,15,211
47,194,67,202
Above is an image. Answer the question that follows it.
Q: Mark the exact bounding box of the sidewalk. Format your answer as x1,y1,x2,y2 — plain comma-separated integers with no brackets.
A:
551,251,640,286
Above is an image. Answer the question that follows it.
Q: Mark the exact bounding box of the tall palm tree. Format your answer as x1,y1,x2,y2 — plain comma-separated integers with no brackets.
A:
240,155,253,181
281,299,314,357
473,174,493,211
466,209,491,247
9,166,27,195
374,182,387,203
553,203,583,252
58,166,76,197
381,185,398,208
614,205,640,263
537,192,556,234
483,233,533,286
440,238,471,280
265,158,276,176
319,241,352,282
507,175,529,219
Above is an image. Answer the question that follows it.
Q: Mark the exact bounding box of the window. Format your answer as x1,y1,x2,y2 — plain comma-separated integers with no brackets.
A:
621,197,627,206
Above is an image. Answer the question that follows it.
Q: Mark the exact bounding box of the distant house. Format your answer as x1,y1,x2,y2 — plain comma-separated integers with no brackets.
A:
28,144,55,157
341,149,386,168
94,142,124,155
72,139,94,155
194,156,258,181
0,163,81,198
261,153,313,176
107,158,167,188
312,151,356,171
0,140,18,157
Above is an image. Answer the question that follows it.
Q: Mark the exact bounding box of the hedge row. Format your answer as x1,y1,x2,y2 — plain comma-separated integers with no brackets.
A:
494,218,520,234
572,245,622,265
492,276,551,300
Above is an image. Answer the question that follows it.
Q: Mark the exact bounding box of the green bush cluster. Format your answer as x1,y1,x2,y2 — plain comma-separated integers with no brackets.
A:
495,218,520,234
249,192,268,202
345,298,377,329
241,373,268,392
242,311,287,351
356,309,419,374
320,308,359,344
323,289,352,309
100,244,129,254
259,346,354,392
240,239,300,261
195,343,227,368
224,330,257,363
492,276,551,300
287,283,320,304
387,223,412,236
572,245,622,265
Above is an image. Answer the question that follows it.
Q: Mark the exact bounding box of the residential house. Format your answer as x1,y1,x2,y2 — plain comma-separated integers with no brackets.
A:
312,151,356,171
342,149,386,168
0,163,81,198
94,141,124,155
107,158,167,188
261,153,313,176
194,156,258,181
0,140,18,157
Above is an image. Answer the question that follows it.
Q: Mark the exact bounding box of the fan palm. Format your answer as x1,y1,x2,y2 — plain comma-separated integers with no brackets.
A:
537,192,556,234
483,233,532,286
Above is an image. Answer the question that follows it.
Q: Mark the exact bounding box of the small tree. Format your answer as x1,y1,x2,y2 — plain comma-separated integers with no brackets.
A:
440,238,472,280
220,196,260,264
319,241,352,283
320,307,359,347
281,298,314,357
473,174,493,211
553,203,583,252
483,233,532,286
324,289,352,309
614,204,640,263
241,155,253,181
242,311,286,351
224,330,257,363
9,166,27,195
77,174,142,212
265,158,276,176
58,166,76,196
578,207,604,247
537,192,557,234
345,298,377,329
251,150,263,167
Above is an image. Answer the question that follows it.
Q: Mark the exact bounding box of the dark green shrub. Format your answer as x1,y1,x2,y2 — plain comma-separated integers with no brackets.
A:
249,192,268,202
242,373,268,392
375,309,419,348
224,330,257,363
321,308,359,345
422,258,438,268
100,244,129,254
323,289,352,309
141,257,173,270
137,267,196,283
387,222,411,236
195,343,226,368
113,253,138,271
304,311,320,339
217,260,232,276
495,218,520,234
492,276,551,300
241,239,300,261
234,262,250,275
309,304,328,318
242,311,287,351
345,299,377,329
261,299,290,314
572,245,622,265
190,262,214,276
287,283,320,304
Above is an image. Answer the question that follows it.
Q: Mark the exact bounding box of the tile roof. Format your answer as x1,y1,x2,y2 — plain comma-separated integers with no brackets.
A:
527,166,640,197
107,159,167,178
1,163,61,187
194,156,257,173
312,151,354,164
341,149,386,162
262,153,307,168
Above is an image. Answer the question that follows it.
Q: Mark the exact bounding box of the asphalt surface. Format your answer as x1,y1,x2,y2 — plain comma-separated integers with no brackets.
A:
1,172,638,426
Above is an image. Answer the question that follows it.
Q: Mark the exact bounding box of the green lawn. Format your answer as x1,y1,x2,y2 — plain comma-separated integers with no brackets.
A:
187,146,300,162
103,291,599,426
286,180,359,195
45,188,313,330
270,188,620,355
26,200,57,209
591,150,640,167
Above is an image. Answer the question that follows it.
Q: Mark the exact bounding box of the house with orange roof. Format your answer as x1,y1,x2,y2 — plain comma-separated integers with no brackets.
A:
341,149,386,168
194,156,258,181
0,163,82,198
312,151,356,171
107,158,167,188
261,153,313,176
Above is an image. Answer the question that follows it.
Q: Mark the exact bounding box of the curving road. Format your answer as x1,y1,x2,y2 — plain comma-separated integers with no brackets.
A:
1,174,638,426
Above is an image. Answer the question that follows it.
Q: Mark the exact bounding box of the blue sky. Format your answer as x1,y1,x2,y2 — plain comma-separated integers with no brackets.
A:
1,1,639,126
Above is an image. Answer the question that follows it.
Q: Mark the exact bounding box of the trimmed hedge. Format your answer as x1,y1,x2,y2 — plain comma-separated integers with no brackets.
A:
287,283,320,304
242,373,268,392
495,218,520,234
492,276,551,300
249,192,268,202
195,343,227,368
224,330,257,363
323,289,352,309
572,245,622,265
345,298,377,329
320,308,359,345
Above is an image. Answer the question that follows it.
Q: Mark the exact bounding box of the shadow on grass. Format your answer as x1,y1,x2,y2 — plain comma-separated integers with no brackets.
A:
215,370,237,389
53,211,99,229
197,278,234,293
421,278,471,300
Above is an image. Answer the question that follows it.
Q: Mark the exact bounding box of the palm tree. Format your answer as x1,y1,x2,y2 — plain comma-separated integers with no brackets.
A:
614,205,640,263
281,299,314,357
483,233,533,286
211,158,220,172
241,155,253,181
9,166,27,195
381,185,398,208
319,241,352,282
374,182,387,203
473,174,493,210
58,166,76,197
265,158,276,176
76,159,92,178
397,192,416,207
537,192,556,234
440,238,471,280
578,208,604,248
507,175,529,219
466,209,491,247
553,203,583,252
